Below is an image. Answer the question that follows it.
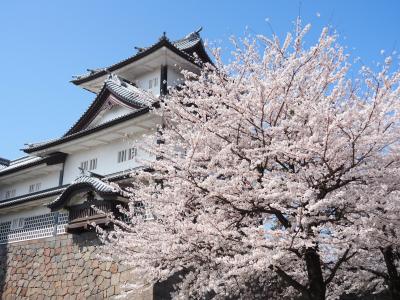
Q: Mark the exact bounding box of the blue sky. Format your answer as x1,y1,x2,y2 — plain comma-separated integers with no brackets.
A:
1,0,399,159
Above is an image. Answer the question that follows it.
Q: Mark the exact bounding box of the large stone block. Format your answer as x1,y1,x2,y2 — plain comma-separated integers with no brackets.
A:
111,272,120,286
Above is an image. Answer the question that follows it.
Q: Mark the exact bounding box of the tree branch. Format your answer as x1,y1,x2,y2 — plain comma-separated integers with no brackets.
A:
274,266,308,293
325,247,355,285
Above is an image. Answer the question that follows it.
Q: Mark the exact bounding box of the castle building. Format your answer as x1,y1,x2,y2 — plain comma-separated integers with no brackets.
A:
0,29,211,299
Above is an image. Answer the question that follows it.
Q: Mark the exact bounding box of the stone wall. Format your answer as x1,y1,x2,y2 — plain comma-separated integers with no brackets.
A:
0,232,153,300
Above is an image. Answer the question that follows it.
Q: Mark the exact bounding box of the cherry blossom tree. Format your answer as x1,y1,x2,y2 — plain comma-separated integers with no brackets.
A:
345,169,400,299
101,23,400,300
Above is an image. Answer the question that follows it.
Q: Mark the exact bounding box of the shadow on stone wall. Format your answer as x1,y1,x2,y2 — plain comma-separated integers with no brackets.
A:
0,243,8,297
71,230,101,252
153,272,182,300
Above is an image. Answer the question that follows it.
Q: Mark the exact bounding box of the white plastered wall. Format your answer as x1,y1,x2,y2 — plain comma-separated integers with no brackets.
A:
89,106,133,128
62,135,154,184
167,66,185,88
0,171,60,201
0,205,51,222
135,68,161,96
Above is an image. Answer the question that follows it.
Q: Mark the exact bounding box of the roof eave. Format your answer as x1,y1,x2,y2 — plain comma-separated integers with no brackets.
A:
71,39,205,86
22,107,151,154
0,152,67,178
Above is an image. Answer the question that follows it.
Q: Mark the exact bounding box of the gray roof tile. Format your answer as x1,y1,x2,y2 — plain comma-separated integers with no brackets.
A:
105,74,156,107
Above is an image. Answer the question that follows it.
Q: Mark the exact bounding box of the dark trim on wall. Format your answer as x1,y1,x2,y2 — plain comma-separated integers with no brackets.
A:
160,65,168,96
52,211,60,236
59,162,65,186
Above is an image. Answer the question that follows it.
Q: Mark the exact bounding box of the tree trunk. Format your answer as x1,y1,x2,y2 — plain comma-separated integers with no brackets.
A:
381,246,400,300
304,248,326,300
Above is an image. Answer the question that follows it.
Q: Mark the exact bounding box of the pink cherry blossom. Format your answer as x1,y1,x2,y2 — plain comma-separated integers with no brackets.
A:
101,24,400,300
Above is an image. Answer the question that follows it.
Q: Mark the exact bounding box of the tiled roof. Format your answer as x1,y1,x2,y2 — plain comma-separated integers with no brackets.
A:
48,175,120,210
138,29,203,54
73,175,117,193
173,29,203,50
21,71,154,153
71,28,211,85
105,74,155,107
62,74,156,137
0,156,42,173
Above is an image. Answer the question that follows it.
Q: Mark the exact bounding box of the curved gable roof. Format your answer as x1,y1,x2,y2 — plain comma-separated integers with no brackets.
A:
22,74,156,154
48,176,120,211
65,74,156,136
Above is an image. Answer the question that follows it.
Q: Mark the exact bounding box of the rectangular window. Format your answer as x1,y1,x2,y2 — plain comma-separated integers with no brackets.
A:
117,150,127,163
80,159,97,172
80,161,88,171
118,148,137,163
10,217,25,230
148,78,158,90
128,147,137,160
89,158,97,170
29,183,41,193
5,189,16,199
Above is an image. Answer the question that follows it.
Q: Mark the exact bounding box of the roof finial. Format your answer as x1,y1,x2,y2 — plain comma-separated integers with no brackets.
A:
185,27,203,39
160,31,168,41
0,157,10,167
135,46,145,53
195,26,203,34
86,69,98,75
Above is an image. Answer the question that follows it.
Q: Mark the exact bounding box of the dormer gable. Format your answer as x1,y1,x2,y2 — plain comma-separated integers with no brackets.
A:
65,74,156,136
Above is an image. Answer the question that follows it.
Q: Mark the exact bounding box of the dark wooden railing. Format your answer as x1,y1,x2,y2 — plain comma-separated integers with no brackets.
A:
66,200,125,233
68,200,117,222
